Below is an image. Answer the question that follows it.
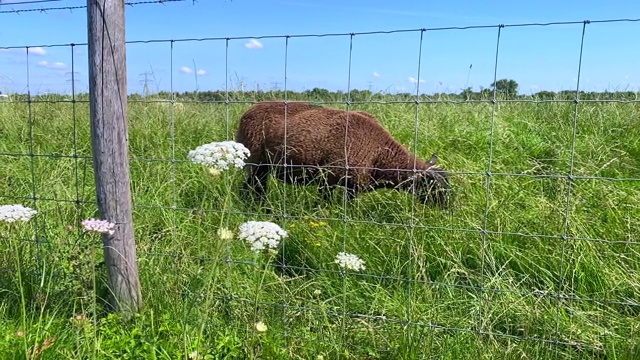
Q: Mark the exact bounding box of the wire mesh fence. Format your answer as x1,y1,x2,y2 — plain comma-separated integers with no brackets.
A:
1,4,639,357
0,0,191,15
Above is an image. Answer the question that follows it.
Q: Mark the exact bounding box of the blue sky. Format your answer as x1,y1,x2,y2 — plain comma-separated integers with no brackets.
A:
0,0,638,95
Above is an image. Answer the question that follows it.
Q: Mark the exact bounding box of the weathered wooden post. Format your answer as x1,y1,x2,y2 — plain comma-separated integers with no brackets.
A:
87,0,142,317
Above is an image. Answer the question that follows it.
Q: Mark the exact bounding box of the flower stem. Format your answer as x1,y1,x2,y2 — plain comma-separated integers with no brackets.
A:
9,225,29,355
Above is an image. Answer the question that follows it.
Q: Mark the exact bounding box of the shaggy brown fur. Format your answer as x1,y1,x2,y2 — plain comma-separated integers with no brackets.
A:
236,101,452,207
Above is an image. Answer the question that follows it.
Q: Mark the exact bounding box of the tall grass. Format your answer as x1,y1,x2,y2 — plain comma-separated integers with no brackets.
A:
0,96,639,359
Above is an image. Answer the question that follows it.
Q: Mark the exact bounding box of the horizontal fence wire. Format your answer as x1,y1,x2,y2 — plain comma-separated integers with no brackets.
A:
1,199,638,246
0,0,191,14
1,18,640,49
1,14,639,357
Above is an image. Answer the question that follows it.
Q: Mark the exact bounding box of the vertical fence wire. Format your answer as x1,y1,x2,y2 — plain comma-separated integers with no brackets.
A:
69,43,89,285
338,33,355,354
169,40,179,309
70,43,84,232
223,37,234,327
281,34,290,341
479,24,503,347
225,38,230,140
555,20,589,355
24,47,42,267
69,40,94,330
408,28,425,349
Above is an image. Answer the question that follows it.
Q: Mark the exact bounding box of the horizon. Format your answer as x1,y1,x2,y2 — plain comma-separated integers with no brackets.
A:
1,85,638,99
0,0,639,96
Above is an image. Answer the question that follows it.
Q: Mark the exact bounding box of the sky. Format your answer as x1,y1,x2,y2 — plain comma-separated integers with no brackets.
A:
0,0,639,95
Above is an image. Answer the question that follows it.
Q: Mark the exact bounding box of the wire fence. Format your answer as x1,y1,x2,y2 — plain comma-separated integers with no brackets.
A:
1,4,639,357
0,0,192,14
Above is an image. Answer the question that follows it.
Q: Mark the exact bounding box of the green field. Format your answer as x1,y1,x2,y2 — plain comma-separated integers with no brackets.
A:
1,95,639,359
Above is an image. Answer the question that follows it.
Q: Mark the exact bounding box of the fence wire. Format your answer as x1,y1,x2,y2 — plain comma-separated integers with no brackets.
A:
1,13,640,358
0,0,190,14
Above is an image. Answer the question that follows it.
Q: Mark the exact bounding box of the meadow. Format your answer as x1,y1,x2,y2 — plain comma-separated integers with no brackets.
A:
0,93,639,359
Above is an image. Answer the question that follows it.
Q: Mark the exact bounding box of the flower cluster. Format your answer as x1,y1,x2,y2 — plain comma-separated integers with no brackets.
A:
254,321,268,332
217,227,234,240
81,218,116,235
0,204,37,223
187,141,250,171
238,221,288,252
334,252,366,272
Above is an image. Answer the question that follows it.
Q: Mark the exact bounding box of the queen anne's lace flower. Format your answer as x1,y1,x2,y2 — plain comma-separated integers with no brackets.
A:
238,221,288,252
187,141,250,171
254,321,268,332
81,218,116,235
334,252,366,272
217,227,234,240
0,204,37,223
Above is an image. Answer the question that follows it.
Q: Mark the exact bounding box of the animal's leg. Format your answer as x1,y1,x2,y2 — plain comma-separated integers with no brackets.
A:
338,169,365,203
315,168,341,206
252,164,270,199
241,164,270,201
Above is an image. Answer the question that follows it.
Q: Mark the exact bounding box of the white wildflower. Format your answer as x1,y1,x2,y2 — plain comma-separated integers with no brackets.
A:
187,141,250,171
238,221,288,253
207,167,222,177
0,204,37,223
255,321,268,332
81,218,116,235
334,252,366,272
217,227,234,240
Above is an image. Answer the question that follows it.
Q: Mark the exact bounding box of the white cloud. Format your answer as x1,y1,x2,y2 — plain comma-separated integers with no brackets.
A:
179,66,206,75
30,47,48,56
408,77,425,84
37,60,67,70
0,46,48,56
244,39,264,49
372,71,381,78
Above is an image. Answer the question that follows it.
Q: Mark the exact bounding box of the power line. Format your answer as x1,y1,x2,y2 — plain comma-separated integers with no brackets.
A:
0,0,66,6
0,0,189,14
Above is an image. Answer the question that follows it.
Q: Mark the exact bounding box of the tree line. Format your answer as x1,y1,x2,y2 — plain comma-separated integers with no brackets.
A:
4,78,638,102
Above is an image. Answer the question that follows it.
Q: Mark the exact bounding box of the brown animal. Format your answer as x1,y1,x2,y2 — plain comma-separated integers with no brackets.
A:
235,101,453,207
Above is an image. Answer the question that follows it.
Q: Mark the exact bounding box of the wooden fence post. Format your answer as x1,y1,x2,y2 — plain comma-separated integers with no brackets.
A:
87,0,142,317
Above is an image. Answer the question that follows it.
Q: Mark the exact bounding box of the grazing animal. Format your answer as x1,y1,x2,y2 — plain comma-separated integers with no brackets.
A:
235,101,453,207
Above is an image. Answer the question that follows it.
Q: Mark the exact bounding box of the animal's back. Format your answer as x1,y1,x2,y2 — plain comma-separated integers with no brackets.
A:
236,102,319,162
237,102,389,166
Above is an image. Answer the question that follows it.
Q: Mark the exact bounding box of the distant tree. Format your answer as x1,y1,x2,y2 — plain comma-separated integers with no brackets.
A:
348,89,372,101
479,87,492,99
308,87,331,100
490,78,519,98
460,87,474,100
558,90,576,100
533,91,556,100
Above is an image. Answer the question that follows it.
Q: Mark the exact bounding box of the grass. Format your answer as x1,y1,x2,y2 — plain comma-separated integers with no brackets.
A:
0,95,639,359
